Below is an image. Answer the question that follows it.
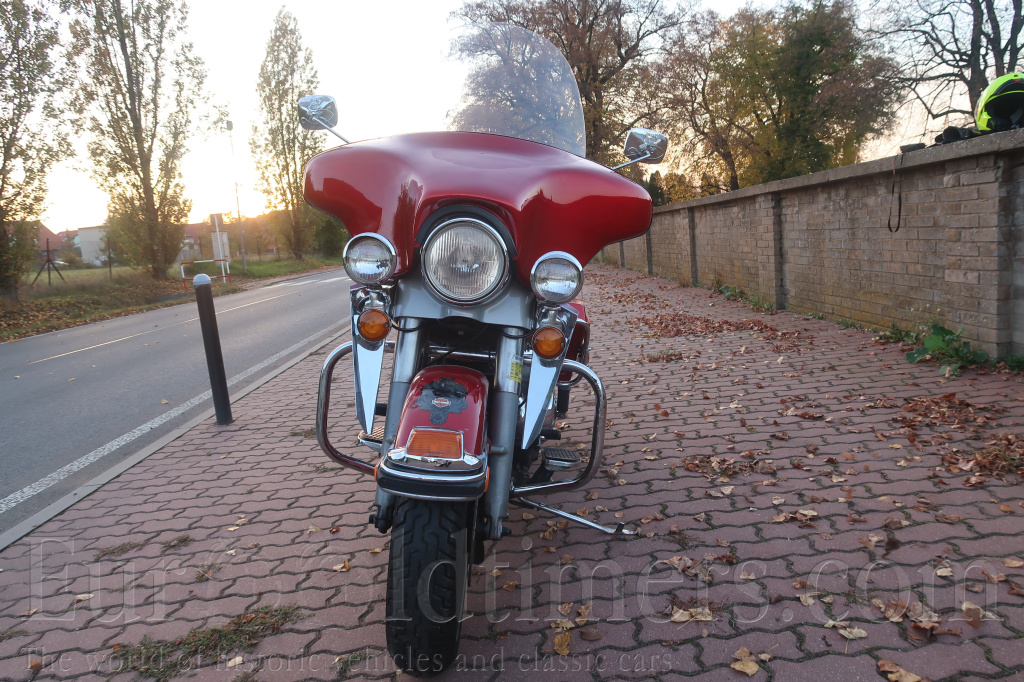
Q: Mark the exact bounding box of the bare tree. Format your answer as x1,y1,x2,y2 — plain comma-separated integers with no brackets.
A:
250,8,323,260
872,0,1023,120
455,0,686,163
0,0,70,300
67,0,207,278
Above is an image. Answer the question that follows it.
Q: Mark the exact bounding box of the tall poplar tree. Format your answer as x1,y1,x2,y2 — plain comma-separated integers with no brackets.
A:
67,0,207,278
250,8,323,260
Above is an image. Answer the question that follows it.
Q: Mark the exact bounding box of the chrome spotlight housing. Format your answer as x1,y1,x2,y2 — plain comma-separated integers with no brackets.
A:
343,233,396,285
530,251,583,303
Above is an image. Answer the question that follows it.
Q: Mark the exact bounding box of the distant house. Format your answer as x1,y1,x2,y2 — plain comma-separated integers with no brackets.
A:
179,223,204,262
33,223,62,253
77,226,107,265
60,229,81,257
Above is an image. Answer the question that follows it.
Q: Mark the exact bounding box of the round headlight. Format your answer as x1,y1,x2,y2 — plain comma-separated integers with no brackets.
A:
421,218,508,303
343,234,395,285
530,252,583,303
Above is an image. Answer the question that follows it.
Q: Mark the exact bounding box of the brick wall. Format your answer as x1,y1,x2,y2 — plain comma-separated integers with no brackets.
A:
607,129,1024,358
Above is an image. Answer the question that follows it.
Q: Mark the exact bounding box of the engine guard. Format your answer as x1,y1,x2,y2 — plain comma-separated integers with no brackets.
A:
376,365,491,502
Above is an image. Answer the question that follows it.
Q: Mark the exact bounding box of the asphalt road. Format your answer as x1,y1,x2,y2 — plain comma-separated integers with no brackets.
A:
0,269,353,536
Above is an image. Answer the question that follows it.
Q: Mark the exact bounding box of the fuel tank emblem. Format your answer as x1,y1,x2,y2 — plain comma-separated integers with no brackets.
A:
416,378,468,425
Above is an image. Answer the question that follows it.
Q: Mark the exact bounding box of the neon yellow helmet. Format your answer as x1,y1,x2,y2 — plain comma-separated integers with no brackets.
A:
975,73,1024,132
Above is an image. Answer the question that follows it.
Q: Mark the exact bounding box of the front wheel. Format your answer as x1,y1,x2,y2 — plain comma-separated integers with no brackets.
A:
385,499,470,677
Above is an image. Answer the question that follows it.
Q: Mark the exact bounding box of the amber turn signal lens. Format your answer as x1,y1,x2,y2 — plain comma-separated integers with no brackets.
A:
407,429,464,459
532,326,566,359
357,309,390,342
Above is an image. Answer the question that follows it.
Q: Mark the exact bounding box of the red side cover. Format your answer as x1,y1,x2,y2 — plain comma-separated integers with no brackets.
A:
394,366,489,456
304,132,652,284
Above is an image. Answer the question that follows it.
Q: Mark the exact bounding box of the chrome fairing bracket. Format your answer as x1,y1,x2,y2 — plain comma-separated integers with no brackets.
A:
521,305,577,449
351,286,389,433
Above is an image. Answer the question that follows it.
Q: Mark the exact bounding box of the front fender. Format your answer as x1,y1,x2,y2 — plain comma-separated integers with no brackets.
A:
376,366,490,501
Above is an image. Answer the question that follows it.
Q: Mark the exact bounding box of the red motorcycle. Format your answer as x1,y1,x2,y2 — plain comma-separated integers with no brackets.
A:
303,23,667,676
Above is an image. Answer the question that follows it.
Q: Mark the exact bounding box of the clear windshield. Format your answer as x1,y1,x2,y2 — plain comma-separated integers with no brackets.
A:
448,23,586,157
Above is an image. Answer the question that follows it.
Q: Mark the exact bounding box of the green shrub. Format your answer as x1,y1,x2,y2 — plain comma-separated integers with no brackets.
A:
906,325,988,375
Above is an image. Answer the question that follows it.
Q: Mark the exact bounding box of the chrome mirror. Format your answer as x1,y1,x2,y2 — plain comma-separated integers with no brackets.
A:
298,95,339,130
623,128,668,164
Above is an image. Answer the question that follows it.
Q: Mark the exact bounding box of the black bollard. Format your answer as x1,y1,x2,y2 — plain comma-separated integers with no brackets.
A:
194,274,233,425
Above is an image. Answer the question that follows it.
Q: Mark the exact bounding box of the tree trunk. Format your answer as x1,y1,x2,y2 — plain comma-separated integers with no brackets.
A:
1,283,18,303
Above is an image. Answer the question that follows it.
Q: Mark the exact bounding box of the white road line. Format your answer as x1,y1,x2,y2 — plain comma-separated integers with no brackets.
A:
0,321,348,515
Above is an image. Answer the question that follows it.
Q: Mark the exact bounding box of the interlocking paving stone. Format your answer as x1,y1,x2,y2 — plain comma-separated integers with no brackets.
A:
1,264,1022,680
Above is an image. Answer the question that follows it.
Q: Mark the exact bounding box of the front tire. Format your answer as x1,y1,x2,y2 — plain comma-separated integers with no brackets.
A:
385,499,470,677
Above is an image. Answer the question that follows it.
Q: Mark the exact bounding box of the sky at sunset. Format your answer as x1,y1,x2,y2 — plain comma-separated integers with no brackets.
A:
41,0,748,233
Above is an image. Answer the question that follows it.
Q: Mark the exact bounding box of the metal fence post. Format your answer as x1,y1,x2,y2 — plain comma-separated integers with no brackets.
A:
193,273,233,425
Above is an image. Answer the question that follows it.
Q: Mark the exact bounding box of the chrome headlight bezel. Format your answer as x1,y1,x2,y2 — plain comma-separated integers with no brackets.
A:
420,217,510,305
530,251,583,304
343,233,396,285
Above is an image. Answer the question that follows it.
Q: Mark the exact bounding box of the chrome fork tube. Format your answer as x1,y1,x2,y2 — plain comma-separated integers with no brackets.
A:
483,327,524,540
373,319,425,519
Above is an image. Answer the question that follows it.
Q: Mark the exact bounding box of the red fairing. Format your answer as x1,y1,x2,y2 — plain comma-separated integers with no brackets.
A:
394,366,490,456
304,132,652,283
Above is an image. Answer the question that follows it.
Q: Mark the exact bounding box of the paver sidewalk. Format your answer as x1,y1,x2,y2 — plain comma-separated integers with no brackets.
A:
1,264,1022,682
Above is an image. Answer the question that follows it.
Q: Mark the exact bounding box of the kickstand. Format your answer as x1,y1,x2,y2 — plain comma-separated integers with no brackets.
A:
513,496,637,536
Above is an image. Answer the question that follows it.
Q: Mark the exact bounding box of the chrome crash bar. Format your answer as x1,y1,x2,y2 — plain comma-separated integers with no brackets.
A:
316,341,394,476
510,359,606,496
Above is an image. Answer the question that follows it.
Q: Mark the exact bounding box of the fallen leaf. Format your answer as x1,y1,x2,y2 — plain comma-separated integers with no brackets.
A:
579,626,601,641
575,602,592,626
332,560,350,572
522,512,535,521
883,517,909,530
329,526,340,534
772,496,785,505
670,607,692,623
306,524,321,534
560,554,574,565
161,399,169,404
225,549,236,556
586,491,599,500
18,608,38,618
1000,504,1015,514
502,580,520,591
838,626,867,640
369,548,383,554
75,593,94,601
553,630,571,655
28,660,42,672
558,602,573,616
730,656,760,676
962,601,983,627
1003,558,1024,568
739,570,757,580
887,670,922,682
226,656,243,669
936,567,953,577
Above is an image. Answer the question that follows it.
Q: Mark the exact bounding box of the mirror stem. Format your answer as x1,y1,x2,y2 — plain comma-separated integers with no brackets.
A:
314,115,351,144
611,151,651,171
